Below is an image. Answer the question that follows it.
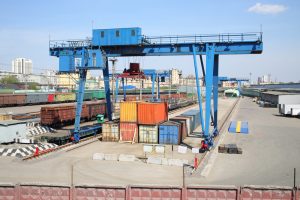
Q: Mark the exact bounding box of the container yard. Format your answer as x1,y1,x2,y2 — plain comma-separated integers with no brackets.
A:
0,1,300,199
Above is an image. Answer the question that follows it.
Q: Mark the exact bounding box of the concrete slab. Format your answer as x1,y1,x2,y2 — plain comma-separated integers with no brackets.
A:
187,97,300,186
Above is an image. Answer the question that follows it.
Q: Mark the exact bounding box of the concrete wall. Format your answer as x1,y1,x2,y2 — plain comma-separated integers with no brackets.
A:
0,184,297,199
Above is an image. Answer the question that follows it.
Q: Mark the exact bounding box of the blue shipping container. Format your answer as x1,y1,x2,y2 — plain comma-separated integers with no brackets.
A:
180,109,200,131
159,121,181,145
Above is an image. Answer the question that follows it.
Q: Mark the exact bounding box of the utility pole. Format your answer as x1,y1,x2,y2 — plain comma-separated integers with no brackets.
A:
109,58,117,108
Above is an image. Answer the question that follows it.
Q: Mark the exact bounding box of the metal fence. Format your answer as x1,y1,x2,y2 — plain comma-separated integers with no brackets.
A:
0,184,298,199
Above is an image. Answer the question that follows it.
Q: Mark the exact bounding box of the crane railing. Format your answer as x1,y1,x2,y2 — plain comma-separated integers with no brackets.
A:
49,32,262,48
142,32,262,45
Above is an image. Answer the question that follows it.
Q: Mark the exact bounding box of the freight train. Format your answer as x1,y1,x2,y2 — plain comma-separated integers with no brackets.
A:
41,101,107,127
0,89,181,107
40,96,195,128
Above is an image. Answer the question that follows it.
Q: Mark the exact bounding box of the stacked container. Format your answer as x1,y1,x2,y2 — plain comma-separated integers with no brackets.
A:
180,109,200,132
102,121,119,142
138,102,168,144
158,121,182,145
169,117,188,140
119,102,138,143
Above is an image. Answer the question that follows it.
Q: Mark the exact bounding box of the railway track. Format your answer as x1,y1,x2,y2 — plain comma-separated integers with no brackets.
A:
22,101,198,160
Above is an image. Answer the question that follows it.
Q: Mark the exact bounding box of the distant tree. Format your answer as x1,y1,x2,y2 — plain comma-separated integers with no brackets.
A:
28,82,39,90
0,75,19,84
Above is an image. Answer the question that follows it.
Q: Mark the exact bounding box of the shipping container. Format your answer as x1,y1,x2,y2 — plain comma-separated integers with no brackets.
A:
137,102,168,125
119,122,138,143
102,122,119,142
0,94,26,106
181,109,200,131
120,102,137,122
170,116,192,136
169,117,188,140
25,93,48,104
139,125,158,144
0,113,12,121
159,121,181,145
47,94,55,103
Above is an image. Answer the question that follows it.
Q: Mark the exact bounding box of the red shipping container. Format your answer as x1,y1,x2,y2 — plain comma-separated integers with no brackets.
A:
137,102,168,125
47,94,55,102
119,122,138,143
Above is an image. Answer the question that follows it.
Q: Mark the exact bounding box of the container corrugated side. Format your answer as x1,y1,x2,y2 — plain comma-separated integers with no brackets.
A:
170,116,192,136
102,122,119,142
120,122,138,142
138,125,158,144
159,121,181,145
169,117,188,140
137,102,168,125
120,102,137,122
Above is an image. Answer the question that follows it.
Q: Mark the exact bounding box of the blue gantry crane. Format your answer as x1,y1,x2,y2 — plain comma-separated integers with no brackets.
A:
49,27,263,148
219,77,250,92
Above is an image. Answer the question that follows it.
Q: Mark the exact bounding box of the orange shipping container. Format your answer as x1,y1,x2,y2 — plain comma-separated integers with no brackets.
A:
119,122,138,143
120,102,137,122
137,102,168,125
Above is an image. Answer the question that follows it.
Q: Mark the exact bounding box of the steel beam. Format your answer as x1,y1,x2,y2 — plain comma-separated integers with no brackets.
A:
192,45,205,133
213,55,219,136
103,59,112,121
204,44,215,140
122,78,126,101
200,55,214,125
73,69,87,142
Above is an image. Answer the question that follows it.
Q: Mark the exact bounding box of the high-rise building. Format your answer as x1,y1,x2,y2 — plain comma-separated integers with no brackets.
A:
11,58,32,74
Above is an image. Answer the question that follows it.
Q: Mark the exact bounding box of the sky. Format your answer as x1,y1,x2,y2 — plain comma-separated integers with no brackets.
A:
0,0,299,83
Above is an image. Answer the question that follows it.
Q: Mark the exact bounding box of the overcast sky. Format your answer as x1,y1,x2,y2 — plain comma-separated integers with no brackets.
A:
0,0,299,83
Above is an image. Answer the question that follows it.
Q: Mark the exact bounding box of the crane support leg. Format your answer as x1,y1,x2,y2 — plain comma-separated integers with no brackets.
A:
157,76,160,100
103,59,112,121
122,78,126,101
73,69,87,142
115,78,119,103
213,55,219,136
204,44,215,148
192,45,205,133
200,55,214,125
151,74,155,101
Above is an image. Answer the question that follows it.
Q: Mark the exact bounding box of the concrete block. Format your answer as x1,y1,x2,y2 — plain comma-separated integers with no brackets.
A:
161,158,169,166
147,157,162,165
178,145,187,154
119,154,136,162
104,153,118,161
192,147,200,154
237,147,243,154
92,153,104,160
168,159,189,167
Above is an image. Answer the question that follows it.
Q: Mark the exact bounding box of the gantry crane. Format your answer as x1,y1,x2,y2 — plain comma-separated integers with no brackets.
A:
49,27,263,148
219,77,250,92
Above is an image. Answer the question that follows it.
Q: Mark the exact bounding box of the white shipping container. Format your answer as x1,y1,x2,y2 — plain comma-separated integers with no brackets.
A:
139,125,158,144
282,104,300,115
291,108,300,116
102,122,119,142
